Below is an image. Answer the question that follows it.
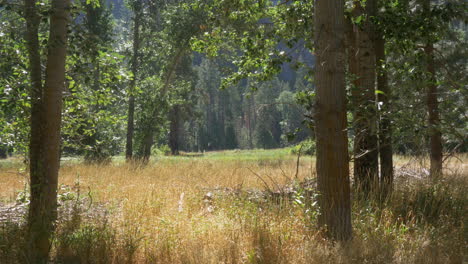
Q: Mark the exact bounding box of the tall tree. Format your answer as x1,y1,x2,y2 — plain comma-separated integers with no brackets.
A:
350,0,379,196
125,0,142,161
314,0,352,240
375,1,393,195
133,1,205,160
25,0,43,216
25,0,71,262
423,0,443,178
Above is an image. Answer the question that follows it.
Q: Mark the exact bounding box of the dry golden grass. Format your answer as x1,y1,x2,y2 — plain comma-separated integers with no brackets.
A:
0,152,466,263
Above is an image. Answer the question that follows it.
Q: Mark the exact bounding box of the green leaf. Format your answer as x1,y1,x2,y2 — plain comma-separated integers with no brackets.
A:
375,90,385,95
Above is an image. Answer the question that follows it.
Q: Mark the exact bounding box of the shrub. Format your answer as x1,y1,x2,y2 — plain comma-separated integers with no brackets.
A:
290,139,316,155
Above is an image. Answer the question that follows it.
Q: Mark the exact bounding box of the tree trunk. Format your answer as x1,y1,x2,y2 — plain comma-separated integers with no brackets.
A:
249,95,256,149
314,0,352,241
125,0,142,161
423,0,443,178
219,92,227,149
27,0,70,262
246,101,252,149
25,0,43,190
0,146,7,159
351,0,379,197
169,106,180,155
138,129,154,163
375,31,394,196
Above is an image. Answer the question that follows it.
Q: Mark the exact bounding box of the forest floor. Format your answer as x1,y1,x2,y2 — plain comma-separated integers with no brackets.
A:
0,149,466,263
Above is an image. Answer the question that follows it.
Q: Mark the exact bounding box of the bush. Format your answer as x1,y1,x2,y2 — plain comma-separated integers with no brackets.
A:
290,139,316,155
152,144,171,156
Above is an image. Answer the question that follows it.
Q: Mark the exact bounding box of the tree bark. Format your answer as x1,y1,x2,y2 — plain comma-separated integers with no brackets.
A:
169,106,180,155
27,0,70,262
314,0,352,241
375,31,394,196
351,0,379,196
25,0,43,194
423,0,443,178
126,0,142,161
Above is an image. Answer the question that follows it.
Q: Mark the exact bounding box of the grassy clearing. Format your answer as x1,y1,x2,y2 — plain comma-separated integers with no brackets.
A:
0,150,466,263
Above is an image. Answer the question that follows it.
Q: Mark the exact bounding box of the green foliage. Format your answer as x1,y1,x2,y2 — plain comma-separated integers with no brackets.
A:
0,10,30,157
276,90,309,145
290,139,315,156
62,1,128,162
0,0,466,160
152,144,171,156
191,0,314,88
382,0,468,155
133,76,170,155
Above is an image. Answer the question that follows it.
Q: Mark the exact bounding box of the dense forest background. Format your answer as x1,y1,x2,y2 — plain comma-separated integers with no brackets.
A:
1,0,465,161
1,0,315,160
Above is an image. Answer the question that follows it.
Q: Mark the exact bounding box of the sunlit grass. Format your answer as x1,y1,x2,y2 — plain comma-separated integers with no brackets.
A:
0,149,466,263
